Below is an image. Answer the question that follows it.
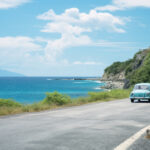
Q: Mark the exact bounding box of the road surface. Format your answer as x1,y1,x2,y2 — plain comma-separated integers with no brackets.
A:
0,99,150,150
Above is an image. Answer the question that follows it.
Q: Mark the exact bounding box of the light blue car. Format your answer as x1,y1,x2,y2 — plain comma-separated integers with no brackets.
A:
130,83,150,103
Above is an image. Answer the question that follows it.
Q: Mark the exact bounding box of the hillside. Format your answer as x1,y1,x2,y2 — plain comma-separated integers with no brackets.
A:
102,48,150,88
0,69,24,77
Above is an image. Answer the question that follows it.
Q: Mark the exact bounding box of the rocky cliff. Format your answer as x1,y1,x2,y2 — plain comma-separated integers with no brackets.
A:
101,47,150,89
102,71,125,81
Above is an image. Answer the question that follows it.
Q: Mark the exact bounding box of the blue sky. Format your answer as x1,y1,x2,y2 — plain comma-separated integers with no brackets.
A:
0,0,150,76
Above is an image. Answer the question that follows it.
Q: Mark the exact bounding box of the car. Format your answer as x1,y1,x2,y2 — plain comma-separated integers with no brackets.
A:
130,83,150,103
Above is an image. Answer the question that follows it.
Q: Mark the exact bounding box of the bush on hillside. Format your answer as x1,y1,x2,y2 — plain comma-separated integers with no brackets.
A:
104,59,133,75
128,52,150,85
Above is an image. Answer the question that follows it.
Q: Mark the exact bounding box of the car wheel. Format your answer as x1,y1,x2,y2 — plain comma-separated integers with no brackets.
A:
131,99,134,103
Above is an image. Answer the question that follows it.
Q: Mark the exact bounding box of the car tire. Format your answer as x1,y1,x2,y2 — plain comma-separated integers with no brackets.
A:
131,99,134,103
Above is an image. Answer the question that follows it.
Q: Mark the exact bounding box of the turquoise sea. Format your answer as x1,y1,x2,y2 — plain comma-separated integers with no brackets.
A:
0,77,105,104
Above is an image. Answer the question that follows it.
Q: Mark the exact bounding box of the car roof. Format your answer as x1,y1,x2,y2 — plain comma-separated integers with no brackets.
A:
135,83,150,86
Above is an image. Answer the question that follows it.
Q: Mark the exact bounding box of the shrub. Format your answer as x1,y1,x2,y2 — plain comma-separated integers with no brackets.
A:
42,91,71,105
0,99,21,107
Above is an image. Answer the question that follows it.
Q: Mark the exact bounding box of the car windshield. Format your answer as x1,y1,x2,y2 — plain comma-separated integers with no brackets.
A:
134,85,149,90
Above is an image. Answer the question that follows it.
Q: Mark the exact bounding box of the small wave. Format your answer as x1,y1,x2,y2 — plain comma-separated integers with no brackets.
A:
74,82,85,84
94,87,101,90
47,79,52,80
94,81,102,83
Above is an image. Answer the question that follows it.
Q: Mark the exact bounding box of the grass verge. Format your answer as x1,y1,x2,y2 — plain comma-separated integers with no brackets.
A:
0,89,131,116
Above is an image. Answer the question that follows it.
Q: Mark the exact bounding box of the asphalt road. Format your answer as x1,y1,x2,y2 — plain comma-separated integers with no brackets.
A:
0,99,150,150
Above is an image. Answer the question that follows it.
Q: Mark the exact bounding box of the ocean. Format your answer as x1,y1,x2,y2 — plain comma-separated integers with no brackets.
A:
0,77,105,104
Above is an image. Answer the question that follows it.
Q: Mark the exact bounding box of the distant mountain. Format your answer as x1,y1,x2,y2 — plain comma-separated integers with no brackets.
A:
0,69,24,77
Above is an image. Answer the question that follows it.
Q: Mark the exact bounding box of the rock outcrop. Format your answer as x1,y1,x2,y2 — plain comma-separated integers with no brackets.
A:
101,71,125,81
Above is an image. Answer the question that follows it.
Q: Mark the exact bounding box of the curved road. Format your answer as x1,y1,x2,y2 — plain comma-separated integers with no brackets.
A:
0,99,150,150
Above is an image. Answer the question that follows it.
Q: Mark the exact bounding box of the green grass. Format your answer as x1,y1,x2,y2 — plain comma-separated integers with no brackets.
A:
0,89,131,116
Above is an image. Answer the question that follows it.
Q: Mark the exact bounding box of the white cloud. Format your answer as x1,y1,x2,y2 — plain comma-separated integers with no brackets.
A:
0,36,43,70
44,34,92,62
73,61,102,65
0,7,131,75
37,8,80,23
96,0,150,11
0,0,30,9
41,22,91,35
0,36,90,74
37,8,127,62
0,35,137,76
0,36,41,51
38,8,126,34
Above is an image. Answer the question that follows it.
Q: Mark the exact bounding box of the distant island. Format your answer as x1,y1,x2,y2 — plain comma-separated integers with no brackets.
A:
0,69,24,77
101,47,150,89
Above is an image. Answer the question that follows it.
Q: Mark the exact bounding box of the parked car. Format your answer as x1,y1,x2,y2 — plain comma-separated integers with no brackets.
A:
130,83,150,103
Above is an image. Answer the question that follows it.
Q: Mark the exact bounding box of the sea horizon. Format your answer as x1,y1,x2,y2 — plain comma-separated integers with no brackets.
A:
0,77,104,104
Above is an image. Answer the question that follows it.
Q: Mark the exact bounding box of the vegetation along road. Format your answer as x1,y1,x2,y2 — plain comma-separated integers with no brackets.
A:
0,99,150,150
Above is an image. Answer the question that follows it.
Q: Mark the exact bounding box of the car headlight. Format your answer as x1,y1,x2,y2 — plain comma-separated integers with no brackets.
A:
130,93,134,97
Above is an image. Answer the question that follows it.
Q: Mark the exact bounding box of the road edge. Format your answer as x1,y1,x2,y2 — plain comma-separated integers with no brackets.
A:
114,125,150,150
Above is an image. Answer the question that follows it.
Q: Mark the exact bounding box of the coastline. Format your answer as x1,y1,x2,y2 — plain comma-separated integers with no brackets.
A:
100,80,125,89
62,77,125,90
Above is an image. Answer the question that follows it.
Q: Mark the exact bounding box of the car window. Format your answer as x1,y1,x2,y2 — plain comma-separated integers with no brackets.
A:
134,85,149,90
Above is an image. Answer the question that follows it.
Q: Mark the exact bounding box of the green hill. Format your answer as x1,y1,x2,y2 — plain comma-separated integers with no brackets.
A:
102,48,150,88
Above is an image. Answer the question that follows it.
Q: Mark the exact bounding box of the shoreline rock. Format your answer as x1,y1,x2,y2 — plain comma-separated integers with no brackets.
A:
100,80,125,89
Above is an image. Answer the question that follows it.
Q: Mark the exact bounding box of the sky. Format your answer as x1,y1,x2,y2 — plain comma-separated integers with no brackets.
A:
0,0,150,76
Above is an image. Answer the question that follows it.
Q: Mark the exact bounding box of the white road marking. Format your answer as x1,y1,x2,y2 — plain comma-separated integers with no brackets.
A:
114,125,150,150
